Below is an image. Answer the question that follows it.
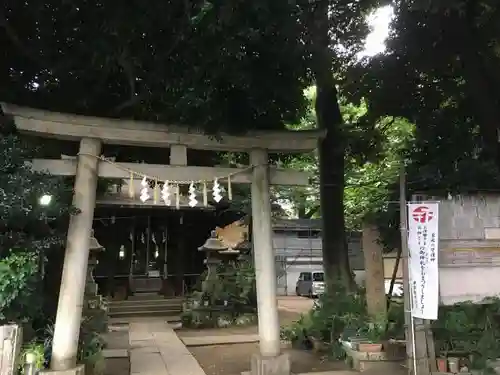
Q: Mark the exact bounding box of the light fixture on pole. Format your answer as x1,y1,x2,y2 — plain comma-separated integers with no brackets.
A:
39,194,52,206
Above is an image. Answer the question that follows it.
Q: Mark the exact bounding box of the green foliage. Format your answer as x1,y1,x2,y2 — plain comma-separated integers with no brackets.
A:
433,298,500,370
386,302,405,338
19,341,45,374
0,252,40,323
182,256,257,328
344,116,414,234
203,257,257,309
344,0,500,194
278,96,414,237
2,0,309,132
356,318,387,343
219,258,257,307
280,314,313,343
282,284,369,359
43,317,105,369
0,117,73,324
339,0,500,247
281,286,406,359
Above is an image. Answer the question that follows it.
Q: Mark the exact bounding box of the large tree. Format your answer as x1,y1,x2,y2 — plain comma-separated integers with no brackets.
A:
2,0,384,289
296,0,380,287
342,0,500,248
346,0,500,182
0,114,73,324
1,0,309,132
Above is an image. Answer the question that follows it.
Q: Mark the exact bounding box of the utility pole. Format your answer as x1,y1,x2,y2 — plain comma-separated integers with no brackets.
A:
400,166,431,375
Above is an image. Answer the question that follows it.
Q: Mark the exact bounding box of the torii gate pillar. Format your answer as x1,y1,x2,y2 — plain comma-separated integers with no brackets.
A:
49,138,101,373
250,149,290,375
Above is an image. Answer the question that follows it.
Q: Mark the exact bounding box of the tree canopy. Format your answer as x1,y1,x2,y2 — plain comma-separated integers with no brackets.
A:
346,0,500,193
335,0,500,249
9,0,488,285
1,0,309,132
0,115,73,323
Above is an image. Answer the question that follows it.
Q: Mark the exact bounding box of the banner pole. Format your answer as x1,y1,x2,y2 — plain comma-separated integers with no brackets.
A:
399,166,413,374
408,194,434,375
408,277,418,375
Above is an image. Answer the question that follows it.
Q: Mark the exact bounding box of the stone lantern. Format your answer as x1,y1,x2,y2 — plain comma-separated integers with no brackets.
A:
218,247,240,260
83,230,108,332
85,229,104,297
198,231,227,299
198,230,228,269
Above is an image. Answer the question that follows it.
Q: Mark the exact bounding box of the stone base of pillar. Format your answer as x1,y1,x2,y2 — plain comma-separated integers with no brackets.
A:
39,364,85,375
250,353,291,375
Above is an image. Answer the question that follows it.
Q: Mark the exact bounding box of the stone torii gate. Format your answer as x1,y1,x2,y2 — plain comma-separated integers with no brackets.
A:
2,103,322,375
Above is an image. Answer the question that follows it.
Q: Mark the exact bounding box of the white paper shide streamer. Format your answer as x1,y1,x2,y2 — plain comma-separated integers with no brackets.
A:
212,178,223,202
140,177,150,202
161,180,171,206
188,182,198,207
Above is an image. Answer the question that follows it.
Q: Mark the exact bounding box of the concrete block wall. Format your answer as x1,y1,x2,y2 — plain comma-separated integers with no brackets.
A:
432,195,500,304
439,195,500,240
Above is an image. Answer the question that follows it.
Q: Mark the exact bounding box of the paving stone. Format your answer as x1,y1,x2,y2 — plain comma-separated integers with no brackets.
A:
128,318,206,375
181,334,260,346
130,339,155,348
130,352,167,375
130,346,160,354
102,349,128,358
159,349,205,375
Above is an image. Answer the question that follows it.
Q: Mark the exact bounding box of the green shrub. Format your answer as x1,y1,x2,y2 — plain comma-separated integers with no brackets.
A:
280,283,368,358
19,341,45,374
432,297,500,370
0,252,41,323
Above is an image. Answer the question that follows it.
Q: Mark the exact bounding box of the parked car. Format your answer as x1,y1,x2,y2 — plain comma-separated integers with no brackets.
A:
295,271,325,298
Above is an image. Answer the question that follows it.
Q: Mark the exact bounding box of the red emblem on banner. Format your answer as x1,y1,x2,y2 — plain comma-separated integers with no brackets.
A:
412,206,434,223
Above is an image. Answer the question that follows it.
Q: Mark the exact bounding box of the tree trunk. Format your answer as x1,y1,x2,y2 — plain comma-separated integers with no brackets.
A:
316,86,354,289
362,225,386,320
307,1,354,290
297,204,307,219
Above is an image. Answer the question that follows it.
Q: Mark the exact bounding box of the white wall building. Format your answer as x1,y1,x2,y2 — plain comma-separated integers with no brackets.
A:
272,219,365,295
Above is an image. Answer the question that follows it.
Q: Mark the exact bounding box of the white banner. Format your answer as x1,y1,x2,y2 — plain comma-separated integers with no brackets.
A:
407,203,440,320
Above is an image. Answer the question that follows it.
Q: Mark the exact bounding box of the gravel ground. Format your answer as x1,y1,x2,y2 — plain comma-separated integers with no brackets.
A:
189,343,349,375
185,297,349,375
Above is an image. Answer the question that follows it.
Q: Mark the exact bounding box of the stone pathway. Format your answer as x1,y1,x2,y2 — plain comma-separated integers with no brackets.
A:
129,319,206,375
180,334,260,346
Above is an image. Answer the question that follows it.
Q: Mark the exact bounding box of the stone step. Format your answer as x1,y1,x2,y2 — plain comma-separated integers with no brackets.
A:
110,298,183,308
127,293,170,301
109,316,181,325
109,304,181,315
108,295,184,319
109,310,182,319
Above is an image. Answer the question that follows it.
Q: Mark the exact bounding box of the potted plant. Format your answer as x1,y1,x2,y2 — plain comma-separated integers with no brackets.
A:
356,320,386,353
436,356,448,372
279,327,294,349
280,316,312,349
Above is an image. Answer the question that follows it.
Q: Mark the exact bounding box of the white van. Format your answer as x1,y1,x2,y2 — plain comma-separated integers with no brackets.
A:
295,271,325,297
